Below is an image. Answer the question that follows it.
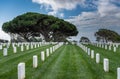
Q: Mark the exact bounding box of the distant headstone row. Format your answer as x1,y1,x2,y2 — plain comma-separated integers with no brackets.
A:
1,42,57,57
92,43,120,52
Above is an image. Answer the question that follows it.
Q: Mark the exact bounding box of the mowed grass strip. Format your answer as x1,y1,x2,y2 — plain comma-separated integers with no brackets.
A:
36,44,103,79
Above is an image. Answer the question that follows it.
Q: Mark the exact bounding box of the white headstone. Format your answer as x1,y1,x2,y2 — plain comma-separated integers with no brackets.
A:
109,46,111,50
38,44,39,47
26,45,29,50
117,68,120,79
7,43,10,48
41,51,45,61
18,63,25,79
50,47,52,54
103,58,109,72
12,43,15,47
33,55,38,68
91,50,94,59
46,49,49,57
0,45,2,50
53,46,55,52
96,43,98,47
39,43,41,47
96,53,100,63
116,44,119,48
21,45,24,52
31,44,33,49
99,44,101,48
102,44,104,48
87,48,90,55
85,47,88,53
114,47,116,52
105,45,107,50
66,42,68,45
3,48,7,56
34,44,37,48
17,43,20,47
3,43,6,46
13,47,17,53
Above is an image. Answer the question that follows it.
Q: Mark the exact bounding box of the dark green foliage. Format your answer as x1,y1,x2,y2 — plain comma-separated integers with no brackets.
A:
0,39,8,43
95,29,120,43
2,12,78,42
80,36,91,43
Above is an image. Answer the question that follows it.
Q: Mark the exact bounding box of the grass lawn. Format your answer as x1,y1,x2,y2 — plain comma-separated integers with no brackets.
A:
0,44,119,79
85,44,120,79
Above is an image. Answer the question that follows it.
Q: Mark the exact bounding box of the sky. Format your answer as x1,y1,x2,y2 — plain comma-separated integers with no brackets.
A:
0,0,120,42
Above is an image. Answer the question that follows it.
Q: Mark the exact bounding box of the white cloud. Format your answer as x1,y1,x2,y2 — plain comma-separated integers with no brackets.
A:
32,0,85,17
98,0,120,17
32,0,85,11
48,11,64,18
0,21,10,41
33,0,120,27
48,11,57,16
115,13,120,18
67,0,120,28
110,0,120,4
0,28,10,41
59,13,64,18
66,12,99,27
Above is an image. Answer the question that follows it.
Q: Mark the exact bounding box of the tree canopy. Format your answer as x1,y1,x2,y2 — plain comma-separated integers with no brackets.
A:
95,29,120,43
80,36,91,43
2,12,78,42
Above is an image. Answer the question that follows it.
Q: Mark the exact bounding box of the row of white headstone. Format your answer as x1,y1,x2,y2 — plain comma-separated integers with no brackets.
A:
79,43,120,79
0,42,11,48
92,43,119,52
0,42,54,50
79,44,101,64
17,42,63,79
2,42,52,56
93,43,119,47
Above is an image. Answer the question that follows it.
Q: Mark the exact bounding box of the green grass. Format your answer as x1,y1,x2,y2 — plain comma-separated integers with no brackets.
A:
0,44,119,79
0,44,52,79
85,44,120,79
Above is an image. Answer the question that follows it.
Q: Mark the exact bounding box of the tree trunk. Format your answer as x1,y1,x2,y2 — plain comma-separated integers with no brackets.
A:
23,36,30,42
43,33,51,42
